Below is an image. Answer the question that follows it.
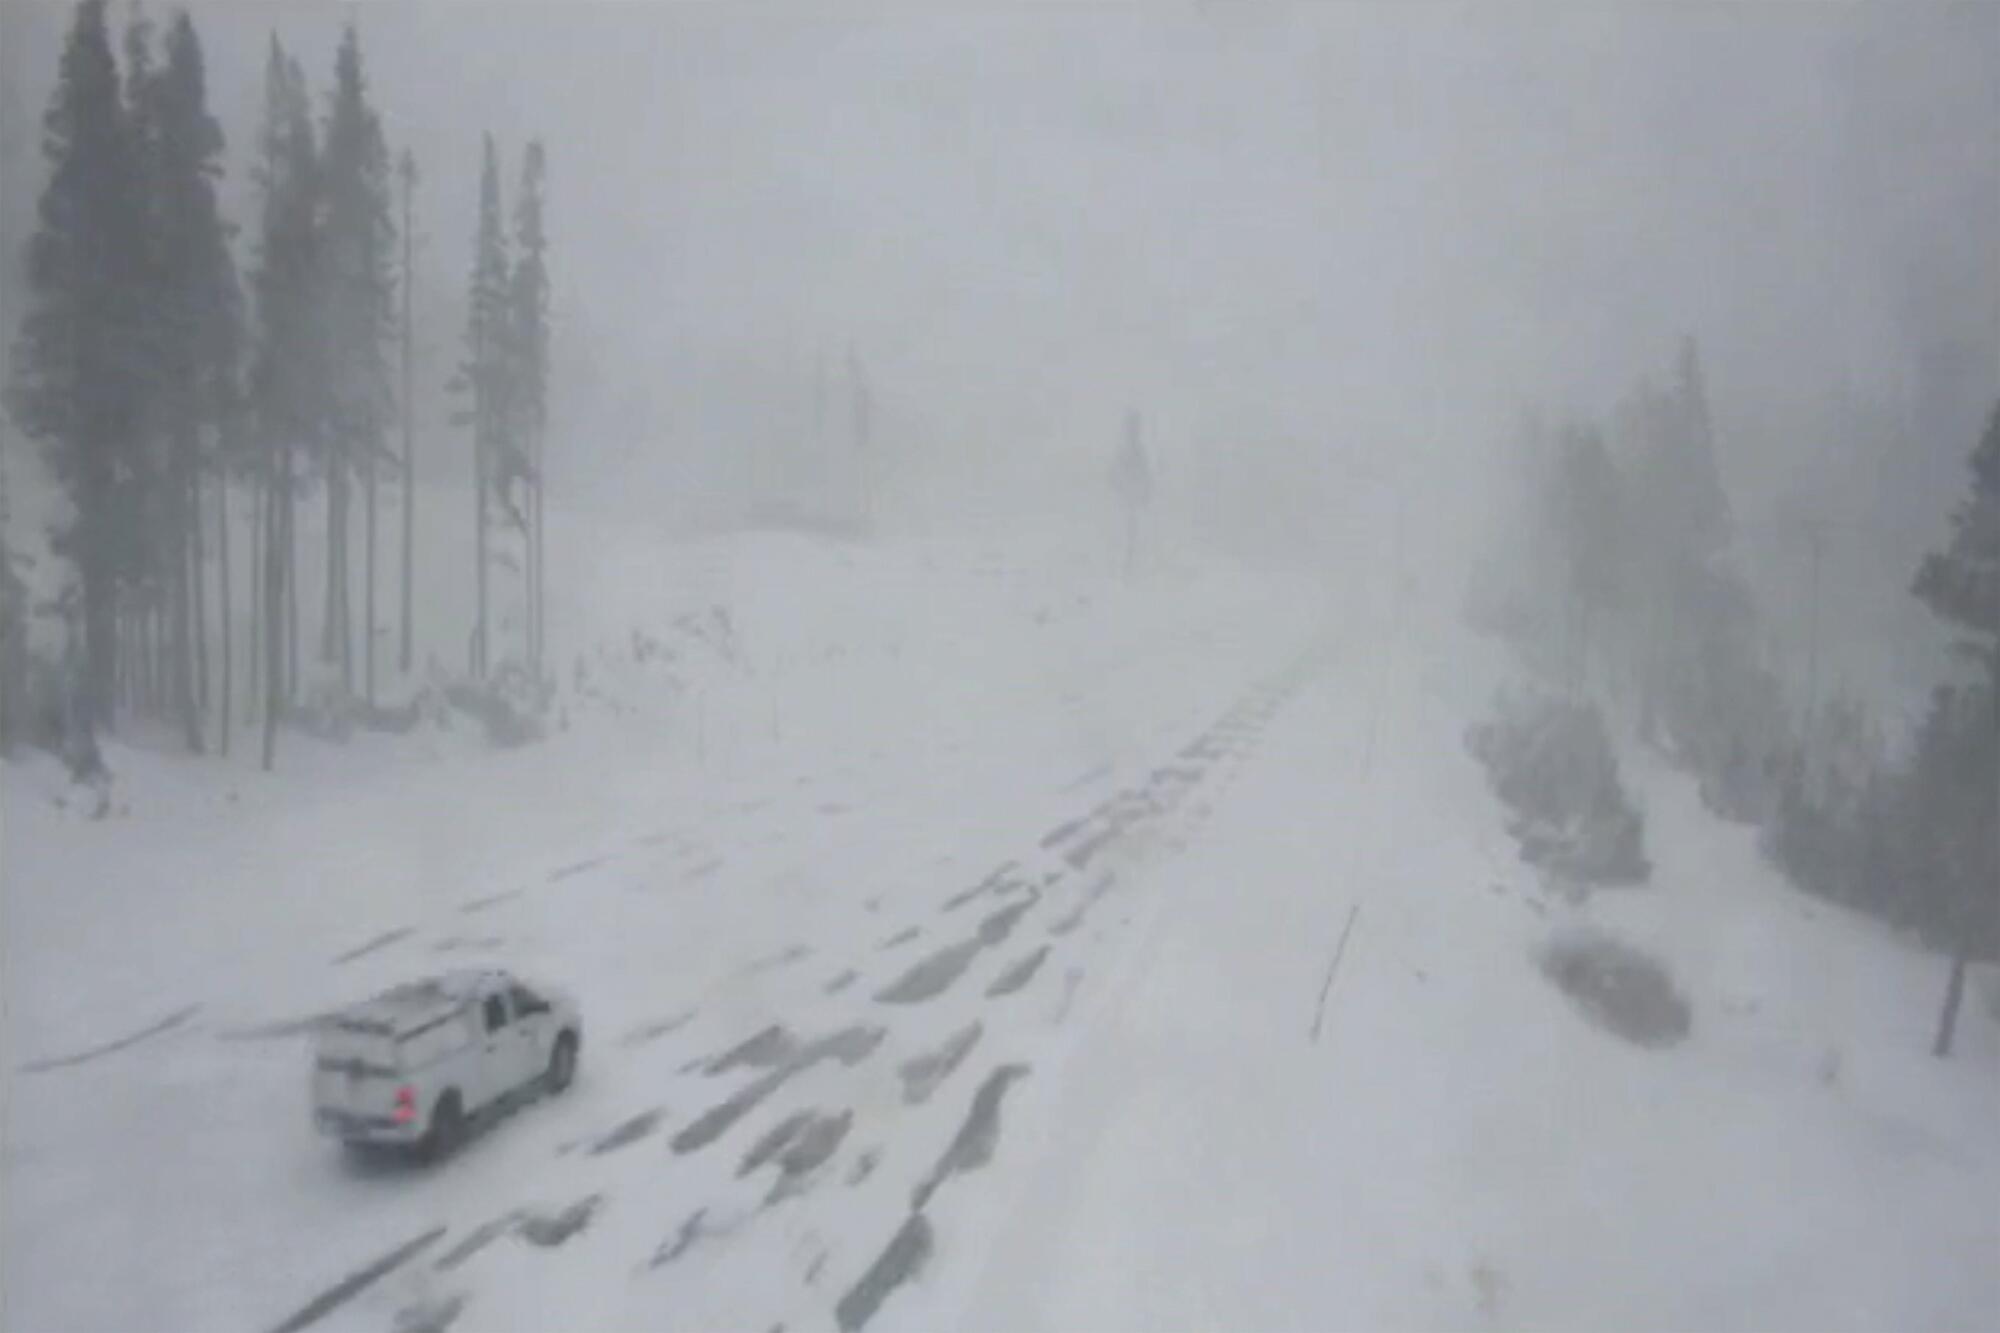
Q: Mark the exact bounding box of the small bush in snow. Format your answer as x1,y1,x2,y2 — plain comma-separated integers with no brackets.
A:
1468,690,1650,889
1539,929,1691,1048
442,667,548,749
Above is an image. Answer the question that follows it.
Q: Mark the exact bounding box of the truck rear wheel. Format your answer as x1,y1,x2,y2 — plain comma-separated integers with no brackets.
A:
420,1091,464,1163
546,1032,578,1095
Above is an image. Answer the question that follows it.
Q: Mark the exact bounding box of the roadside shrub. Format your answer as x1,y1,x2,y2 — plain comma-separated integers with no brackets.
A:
1469,690,1650,888
1539,929,1691,1047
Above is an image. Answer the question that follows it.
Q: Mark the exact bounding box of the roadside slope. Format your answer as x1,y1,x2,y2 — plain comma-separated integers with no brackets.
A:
930,611,2000,1333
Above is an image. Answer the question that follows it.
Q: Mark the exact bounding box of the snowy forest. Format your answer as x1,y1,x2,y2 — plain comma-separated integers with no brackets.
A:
0,0,552,773
1471,339,1998,1056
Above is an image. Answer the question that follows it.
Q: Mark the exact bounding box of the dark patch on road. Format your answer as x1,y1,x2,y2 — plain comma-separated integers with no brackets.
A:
847,1148,881,1185
874,938,982,1005
1047,874,1114,938
768,1111,851,1201
987,946,1050,997
819,802,849,816
976,898,1034,946
393,1294,465,1333
266,1226,446,1333
744,942,813,976
1062,761,1114,792
912,1064,1031,1212
822,969,859,995
589,1109,665,1156
1038,818,1084,849
835,1213,934,1333
647,1208,709,1269
673,1026,884,1155
458,889,521,914
877,926,920,950
941,862,1019,913
898,1022,982,1105
434,1214,521,1272
332,928,413,966
518,1194,602,1247
741,1108,853,1202
739,1110,815,1176
548,856,610,883
706,1024,799,1074
20,1004,202,1073
621,1009,697,1048
1064,828,1116,871
683,857,724,883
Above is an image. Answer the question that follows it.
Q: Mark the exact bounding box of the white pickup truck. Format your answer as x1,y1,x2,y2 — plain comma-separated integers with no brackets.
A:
312,969,581,1158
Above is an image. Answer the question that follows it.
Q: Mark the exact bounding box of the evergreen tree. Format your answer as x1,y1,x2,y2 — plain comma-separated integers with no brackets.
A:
249,37,321,769
141,9,240,751
1911,401,2000,1056
509,140,548,678
397,147,418,674
0,450,28,752
1549,424,1624,698
318,22,395,704
6,0,146,733
454,133,510,678
120,6,171,721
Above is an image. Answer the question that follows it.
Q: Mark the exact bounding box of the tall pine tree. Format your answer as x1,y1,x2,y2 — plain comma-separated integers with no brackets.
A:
397,147,418,674
7,0,146,737
249,37,321,769
454,133,509,679
509,140,548,678
1912,401,2000,1057
318,22,395,705
137,10,241,751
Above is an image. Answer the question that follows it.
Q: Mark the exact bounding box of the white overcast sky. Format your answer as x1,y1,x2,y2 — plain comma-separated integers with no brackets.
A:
3,1,1995,564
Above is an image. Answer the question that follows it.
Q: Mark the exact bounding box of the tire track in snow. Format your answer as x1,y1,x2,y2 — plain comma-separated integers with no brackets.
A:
19,1004,204,1073
333,645,1327,1333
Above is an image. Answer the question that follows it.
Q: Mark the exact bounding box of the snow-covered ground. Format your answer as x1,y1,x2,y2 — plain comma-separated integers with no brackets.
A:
5,505,1997,1333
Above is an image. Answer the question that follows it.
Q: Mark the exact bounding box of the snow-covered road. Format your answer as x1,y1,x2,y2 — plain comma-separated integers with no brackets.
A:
4,531,1334,1333
7,527,1997,1333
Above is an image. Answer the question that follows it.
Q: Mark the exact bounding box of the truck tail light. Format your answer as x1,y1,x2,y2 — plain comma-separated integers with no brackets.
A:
392,1085,417,1124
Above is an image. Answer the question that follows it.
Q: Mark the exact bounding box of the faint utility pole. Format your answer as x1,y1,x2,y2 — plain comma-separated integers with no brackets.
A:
1804,517,1824,729
398,148,418,674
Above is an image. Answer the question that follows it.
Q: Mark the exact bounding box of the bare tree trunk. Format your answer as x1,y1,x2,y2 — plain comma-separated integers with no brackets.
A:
172,437,204,754
323,463,349,686
263,450,289,770
474,435,487,678
138,602,148,715
190,470,209,715
399,159,416,675
217,473,231,756
364,440,377,706
1933,946,1968,1058
338,466,353,695
286,485,299,705
246,478,263,725
531,429,545,681
113,602,127,718
172,496,203,753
